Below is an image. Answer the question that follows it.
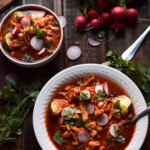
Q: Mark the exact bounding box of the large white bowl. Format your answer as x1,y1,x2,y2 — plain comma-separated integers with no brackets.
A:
0,4,63,68
33,64,148,150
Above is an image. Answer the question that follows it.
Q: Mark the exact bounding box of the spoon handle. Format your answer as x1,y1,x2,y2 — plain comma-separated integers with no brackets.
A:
122,26,150,61
131,106,150,124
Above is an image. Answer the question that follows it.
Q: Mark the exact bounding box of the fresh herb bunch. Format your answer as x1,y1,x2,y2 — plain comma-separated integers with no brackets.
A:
104,51,150,105
0,74,44,145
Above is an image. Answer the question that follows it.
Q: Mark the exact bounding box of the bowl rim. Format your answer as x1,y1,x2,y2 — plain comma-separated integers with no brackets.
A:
33,64,149,150
0,4,63,68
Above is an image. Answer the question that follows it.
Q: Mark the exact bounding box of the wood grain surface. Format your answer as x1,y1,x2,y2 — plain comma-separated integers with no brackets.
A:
0,0,150,150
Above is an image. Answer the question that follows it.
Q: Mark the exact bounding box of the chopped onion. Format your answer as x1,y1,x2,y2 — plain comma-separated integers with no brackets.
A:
67,46,82,60
103,82,109,95
38,47,46,55
88,37,101,46
86,103,95,114
97,113,109,126
58,15,67,28
109,124,119,137
31,11,45,19
78,130,90,143
95,85,103,94
20,16,31,27
30,36,43,50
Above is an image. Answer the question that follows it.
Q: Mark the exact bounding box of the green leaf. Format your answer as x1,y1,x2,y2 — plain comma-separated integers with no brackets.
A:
107,137,114,147
116,135,126,144
66,119,84,127
114,100,120,108
34,27,46,39
53,131,63,145
45,41,52,49
51,19,59,26
22,54,34,63
79,92,90,101
97,90,105,101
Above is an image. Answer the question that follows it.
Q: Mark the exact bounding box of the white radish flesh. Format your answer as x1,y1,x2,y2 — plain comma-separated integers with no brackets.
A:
38,47,46,55
78,130,90,143
31,11,45,19
30,36,43,50
67,46,82,60
95,85,103,94
97,113,109,126
103,82,109,95
20,16,31,27
58,15,67,28
109,124,119,137
88,37,101,46
86,103,95,114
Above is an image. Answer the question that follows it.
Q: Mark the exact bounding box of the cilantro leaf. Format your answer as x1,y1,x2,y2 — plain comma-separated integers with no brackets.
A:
116,135,126,144
114,100,120,108
53,131,63,145
107,137,114,147
97,90,105,101
34,27,46,39
66,119,84,127
79,92,89,101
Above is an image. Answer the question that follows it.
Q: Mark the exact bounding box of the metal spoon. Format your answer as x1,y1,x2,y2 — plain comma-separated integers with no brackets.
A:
122,26,150,61
130,106,150,124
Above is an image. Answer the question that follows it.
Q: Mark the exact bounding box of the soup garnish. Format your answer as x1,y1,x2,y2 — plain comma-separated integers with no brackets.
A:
0,8,61,62
45,76,135,150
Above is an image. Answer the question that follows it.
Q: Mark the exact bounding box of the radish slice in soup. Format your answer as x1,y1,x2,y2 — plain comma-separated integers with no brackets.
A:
58,15,66,28
38,47,46,55
61,107,73,120
31,11,45,19
95,85,103,94
30,36,43,50
86,103,95,114
81,90,91,99
103,82,109,95
78,130,90,143
58,117,64,125
88,37,101,46
67,46,82,60
109,124,119,137
97,113,109,126
20,16,31,27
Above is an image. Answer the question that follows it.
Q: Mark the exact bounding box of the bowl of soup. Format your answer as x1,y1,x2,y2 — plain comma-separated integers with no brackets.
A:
0,4,63,68
33,64,148,150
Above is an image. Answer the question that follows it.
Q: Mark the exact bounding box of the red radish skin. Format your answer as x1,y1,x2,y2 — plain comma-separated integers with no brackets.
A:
74,16,87,29
20,16,31,27
78,130,90,143
111,7,126,22
113,22,126,34
126,8,138,25
100,12,113,28
12,27,19,37
96,0,110,12
97,113,109,126
90,18,101,30
86,103,95,114
87,10,98,20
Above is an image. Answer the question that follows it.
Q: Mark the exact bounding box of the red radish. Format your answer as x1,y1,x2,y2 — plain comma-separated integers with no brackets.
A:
113,22,126,34
38,47,46,55
12,27,19,37
86,103,95,114
87,9,98,20
126,8,138,24
58,15,67,28
109,124,119,137
103,82,109,95
90,18,101,30
30,36,43,50
78,130,90,143
31,11,45,19
74,16,87,29
97,113,109,126
20,16,31,27
88,37,101,47
95,85,103,94
96,0,110,12
58,117,64,125
100,12,113,28
67,46,82,60
111,7,126,22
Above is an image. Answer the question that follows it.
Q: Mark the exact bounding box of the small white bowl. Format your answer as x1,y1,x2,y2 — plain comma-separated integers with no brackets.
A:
0,4,63,68
33,64,148,150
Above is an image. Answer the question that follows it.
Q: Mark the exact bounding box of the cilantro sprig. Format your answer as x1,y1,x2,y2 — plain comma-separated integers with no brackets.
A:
53,131,63,145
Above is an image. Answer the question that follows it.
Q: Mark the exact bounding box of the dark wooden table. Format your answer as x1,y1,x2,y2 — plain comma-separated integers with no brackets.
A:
0,0,150,150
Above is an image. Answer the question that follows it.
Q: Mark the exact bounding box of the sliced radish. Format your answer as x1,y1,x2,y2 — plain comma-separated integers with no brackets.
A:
61,107,73,120
95,85,103,94
58,15,66,28
86,103,95,114
38,47,46,55
12,27,19,37
81,90,91,99
67,46,82,60
103,82,109,95
109,124,119,137
58,117,64,125
78,130,90,143
97,113,109,126
30,36,43,50
88,37,101,47
20,16,31,27
31,11,45,19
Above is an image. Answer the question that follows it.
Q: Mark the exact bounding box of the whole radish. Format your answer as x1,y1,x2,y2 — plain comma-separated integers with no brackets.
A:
126,8,138,25
90,18,101,30
111,6,126,22
96,0,110,12
100,12,113,28
74,16,87,29
87,9,98,20
113,22,126,34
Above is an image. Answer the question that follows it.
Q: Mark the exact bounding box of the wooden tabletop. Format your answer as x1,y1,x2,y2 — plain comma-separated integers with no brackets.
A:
0,0,150,150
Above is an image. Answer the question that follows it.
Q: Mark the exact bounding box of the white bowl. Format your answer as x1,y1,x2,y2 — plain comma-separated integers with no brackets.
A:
0,4,63,68
33,64,148,150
